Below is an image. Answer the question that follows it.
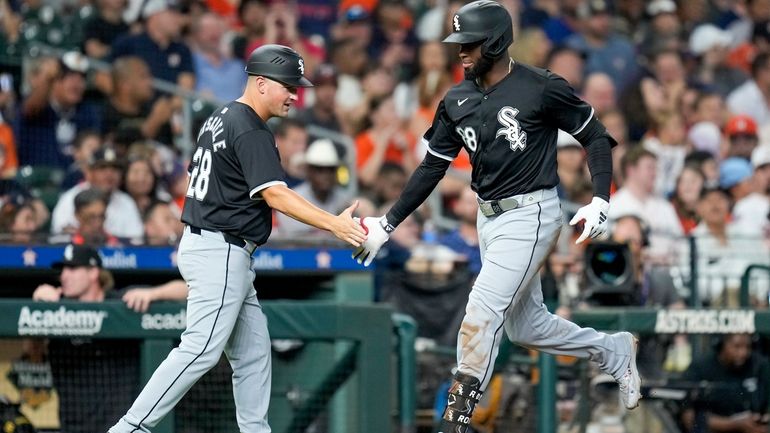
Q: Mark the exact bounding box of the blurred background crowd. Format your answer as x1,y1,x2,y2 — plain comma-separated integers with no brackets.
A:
2,0,770,431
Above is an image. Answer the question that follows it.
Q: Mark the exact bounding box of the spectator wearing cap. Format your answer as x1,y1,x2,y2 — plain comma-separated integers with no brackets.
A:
104,56,175,147
275,139,352,239
725,114,760,160
720,156,754,204
689,24,748,97
728,52,770,127
51,148,143,240
637,0,682,59
16,54,102,169
110,0,194,90
191,13,247,102
690,187,770,305
32,244,187,433
732,146,770,236
565,0,639,93
82,0,130,60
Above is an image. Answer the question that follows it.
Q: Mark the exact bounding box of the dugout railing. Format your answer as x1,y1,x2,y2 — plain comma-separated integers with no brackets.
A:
0,300,417,433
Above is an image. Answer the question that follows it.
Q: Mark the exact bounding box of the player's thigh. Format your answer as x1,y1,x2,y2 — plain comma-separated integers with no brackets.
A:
225,288,270,361
472,206,560,307
177,235,253,349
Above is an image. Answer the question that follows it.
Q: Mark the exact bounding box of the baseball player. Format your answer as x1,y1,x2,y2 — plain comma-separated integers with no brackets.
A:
353,2,641,432
109,44,366,433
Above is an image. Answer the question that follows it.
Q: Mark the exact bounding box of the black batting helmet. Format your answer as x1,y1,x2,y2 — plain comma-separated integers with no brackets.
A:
245,44,313,87
442,0,513,58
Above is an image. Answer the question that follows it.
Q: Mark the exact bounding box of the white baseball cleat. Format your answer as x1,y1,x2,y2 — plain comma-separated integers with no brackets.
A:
616,331,641,410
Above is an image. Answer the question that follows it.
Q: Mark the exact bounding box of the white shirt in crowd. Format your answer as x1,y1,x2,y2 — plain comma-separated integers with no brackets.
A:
50,183,144,240
727,80,770,127
732,192,770,237
686,222,770,305
609,187,684,259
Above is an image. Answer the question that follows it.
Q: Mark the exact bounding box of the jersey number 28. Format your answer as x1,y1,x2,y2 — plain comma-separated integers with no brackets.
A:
456,126,477,152
186,147,212,201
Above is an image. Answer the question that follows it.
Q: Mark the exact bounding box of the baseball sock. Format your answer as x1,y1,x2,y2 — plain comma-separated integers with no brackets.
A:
436,372,482,433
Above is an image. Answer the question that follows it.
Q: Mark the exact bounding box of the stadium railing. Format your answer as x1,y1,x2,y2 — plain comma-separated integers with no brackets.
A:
0,299,418,433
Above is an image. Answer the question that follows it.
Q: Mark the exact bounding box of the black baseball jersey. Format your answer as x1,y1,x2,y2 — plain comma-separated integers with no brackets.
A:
423,63,611,201
181,102,286,245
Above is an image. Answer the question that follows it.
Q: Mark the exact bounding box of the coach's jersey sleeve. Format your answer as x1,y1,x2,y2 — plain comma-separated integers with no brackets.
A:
422,100,463,161
233,130,287,199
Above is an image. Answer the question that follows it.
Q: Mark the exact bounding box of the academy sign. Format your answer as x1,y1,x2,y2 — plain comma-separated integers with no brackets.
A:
654,310,755,334
141,309,186,330
18,306,107,336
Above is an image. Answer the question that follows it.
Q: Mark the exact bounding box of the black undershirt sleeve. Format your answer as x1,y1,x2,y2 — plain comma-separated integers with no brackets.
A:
385,153,452,227
583,136,613,202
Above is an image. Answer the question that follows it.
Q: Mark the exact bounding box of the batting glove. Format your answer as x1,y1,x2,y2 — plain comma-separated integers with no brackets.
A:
569,197,609,244
352,216,392,266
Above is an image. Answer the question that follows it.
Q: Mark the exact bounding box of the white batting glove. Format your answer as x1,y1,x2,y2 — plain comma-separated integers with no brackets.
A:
569,197,609,244
352,216,392,266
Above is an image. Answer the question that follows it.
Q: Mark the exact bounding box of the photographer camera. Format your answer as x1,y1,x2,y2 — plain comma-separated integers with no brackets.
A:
583,214,688,378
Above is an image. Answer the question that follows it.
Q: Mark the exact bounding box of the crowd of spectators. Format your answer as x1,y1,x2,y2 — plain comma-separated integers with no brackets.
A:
2,0,770,430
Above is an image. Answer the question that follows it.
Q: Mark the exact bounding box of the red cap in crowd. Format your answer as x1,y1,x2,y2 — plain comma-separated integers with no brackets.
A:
725,115,758,137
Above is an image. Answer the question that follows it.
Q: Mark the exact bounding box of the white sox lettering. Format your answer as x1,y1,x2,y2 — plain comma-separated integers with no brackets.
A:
298,59,305,75
496,106,527,151
453,14,460,31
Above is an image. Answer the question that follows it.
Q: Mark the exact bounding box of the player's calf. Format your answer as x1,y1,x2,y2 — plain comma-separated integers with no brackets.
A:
436,372,482,433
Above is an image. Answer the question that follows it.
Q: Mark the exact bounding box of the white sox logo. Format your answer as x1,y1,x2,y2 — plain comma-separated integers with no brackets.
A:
453,14,460,31
298,59,305,75
496,106,527,151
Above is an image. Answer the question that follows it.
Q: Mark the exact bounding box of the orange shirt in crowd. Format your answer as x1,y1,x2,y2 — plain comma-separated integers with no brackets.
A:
355,130,416,170
0,123,19,177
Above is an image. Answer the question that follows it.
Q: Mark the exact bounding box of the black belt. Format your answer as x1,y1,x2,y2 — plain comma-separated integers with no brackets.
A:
189,225,255,251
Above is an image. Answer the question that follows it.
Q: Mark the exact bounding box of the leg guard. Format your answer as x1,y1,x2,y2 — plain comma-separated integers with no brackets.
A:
436,372,482,433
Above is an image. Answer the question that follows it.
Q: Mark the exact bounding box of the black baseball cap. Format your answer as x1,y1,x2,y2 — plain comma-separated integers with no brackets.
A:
89,148,124,169
52,244,103,269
